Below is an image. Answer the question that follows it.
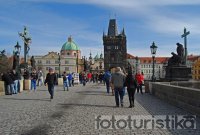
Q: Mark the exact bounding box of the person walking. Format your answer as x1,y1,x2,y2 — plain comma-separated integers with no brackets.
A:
1,72,14,95
135,72,144,94
111,67,126,107
30,69,38,91
104,70,111,94
44,68,57,100
63,71,69,91
124,71,137,108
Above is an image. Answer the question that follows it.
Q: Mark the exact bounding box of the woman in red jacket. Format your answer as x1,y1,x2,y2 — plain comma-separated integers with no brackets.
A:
135,72,144,94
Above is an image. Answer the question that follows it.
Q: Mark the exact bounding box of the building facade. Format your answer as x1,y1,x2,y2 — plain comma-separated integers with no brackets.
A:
35,36,81,76
103,19,127,71
127,53,169,81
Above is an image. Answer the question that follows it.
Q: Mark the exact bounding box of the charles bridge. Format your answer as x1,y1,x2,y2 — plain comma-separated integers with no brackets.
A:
0,81,200,135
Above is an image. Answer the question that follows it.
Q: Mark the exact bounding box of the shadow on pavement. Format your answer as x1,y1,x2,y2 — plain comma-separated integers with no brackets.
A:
3,97,50,102
58,103,114,108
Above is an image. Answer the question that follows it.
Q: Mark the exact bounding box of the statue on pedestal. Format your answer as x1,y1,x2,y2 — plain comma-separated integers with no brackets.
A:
168,43,184,66
30,56,36,69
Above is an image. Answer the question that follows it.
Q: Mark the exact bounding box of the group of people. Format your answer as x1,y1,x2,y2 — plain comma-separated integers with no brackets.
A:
1,69,21,95
105,67,144,108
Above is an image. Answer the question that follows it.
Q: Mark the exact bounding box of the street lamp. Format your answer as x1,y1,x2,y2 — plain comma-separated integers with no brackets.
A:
150,42,158,82
76,50,79,73
58,53,61,77
13,42,21,77
135,56,138,74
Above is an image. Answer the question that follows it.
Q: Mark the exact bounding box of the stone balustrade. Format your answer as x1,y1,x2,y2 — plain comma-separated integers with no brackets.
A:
0,81,5,96
150,81,200,116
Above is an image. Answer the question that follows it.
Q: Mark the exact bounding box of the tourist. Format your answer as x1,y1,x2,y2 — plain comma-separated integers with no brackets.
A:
103,70,111,94
11,69,20,94
30,69,38,91
68,73,72,87
1,72,13,95
37,70,43,86
124,71,137,108
135,71,144,94
63,71,69,91
44,68,57,100
111,67,126,107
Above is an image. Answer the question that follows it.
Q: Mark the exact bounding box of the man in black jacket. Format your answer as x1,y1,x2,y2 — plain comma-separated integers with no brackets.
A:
1,72,14,95
44,68,57,100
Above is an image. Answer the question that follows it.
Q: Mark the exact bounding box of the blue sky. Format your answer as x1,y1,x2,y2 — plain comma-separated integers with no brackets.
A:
0,0,200,58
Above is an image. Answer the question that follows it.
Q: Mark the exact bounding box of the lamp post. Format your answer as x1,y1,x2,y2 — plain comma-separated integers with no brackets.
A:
13,42,21,78
76,50,79,73
150,42,158,82
58,53,61,77
135,56,138,74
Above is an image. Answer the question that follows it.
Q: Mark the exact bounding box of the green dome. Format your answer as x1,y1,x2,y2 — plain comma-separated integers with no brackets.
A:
61,37,80,51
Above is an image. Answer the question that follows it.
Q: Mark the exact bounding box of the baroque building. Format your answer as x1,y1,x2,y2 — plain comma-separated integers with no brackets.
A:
34,36,81,76
103,19,127,71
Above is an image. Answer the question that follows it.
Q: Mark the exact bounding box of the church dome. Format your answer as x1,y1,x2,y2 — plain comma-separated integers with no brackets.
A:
61,36,80,51
94,53,99,60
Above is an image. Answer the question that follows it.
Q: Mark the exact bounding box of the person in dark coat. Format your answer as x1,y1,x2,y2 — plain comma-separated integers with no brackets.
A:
1,72,14,95
44,68,57,100
124,72,137,108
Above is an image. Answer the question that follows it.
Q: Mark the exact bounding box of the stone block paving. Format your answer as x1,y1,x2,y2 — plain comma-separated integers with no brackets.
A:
0,83,199,135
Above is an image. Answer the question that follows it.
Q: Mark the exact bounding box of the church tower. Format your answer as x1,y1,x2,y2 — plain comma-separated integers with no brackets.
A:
103,19,127,71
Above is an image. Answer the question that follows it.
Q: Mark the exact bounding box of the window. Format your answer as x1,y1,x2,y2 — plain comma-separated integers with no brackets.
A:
55,67,59,70
46,67,49,70
65,60,69,64
67,53,70,55
55,60,59,64
46,60,50,64
74,53,76,57
37,60,42,64
107,46,111,49
115,46,118,49
65,67,69,71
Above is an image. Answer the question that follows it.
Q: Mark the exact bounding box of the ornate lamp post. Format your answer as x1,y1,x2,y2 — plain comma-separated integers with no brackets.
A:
150,42,158,82
135,56,138,74
58,53,61,77
13,42,21,70
76,50,79,73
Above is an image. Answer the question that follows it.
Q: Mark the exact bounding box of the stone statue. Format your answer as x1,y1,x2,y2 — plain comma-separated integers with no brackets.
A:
13,52,19,70
176,43,184,62
30,56,36,69
168,43,185,66
0,49,6,56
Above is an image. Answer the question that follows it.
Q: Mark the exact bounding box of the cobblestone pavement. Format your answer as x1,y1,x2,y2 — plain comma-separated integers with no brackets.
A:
0,83,199,135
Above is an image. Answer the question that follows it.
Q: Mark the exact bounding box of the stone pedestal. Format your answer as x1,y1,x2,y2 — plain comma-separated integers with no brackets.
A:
19,80,23,92
165,66,191,81
23,80,31,90
0,81,5,96
58,78,63,86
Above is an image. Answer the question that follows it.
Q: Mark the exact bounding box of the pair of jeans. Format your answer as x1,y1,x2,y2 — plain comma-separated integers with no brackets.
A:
31,79,37,91
48,83,54,98
105,80,110,93
5,84,14,95
127,88,136,106
137,84,143,94
13,80,19,94
114,87,124,106
63,81,69,91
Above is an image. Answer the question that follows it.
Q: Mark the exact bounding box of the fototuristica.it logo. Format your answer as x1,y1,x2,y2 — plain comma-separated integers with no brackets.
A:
95,115,196,130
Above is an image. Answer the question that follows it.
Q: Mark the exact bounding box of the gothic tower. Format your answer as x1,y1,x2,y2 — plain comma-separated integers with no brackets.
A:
103,19,127,71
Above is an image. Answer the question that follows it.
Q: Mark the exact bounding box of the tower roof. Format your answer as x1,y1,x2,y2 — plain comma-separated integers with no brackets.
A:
61,36,80,51
107,19,118,36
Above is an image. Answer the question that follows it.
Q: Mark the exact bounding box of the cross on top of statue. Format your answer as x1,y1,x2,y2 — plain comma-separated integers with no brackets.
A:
181,27,190,65
181,27,190,38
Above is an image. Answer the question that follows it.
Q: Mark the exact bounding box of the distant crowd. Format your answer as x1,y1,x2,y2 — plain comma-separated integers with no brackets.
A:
1,67,144,107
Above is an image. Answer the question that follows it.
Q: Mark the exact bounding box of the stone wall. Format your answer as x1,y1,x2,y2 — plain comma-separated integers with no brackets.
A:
151,82,200,116
0,81,5,96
